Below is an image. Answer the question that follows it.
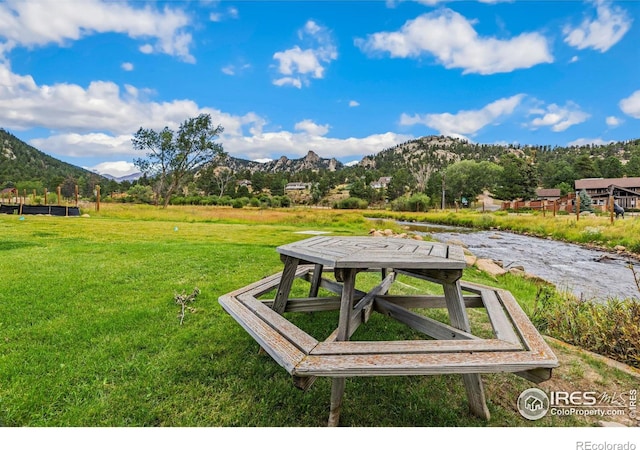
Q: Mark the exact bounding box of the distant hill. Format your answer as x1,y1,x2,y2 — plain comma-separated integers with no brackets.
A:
222,150,343,174
0,129,108,189
101,172,142,182
359,135,518,172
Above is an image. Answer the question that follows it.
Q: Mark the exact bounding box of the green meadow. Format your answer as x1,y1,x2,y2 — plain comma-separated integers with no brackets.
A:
0,205,637,427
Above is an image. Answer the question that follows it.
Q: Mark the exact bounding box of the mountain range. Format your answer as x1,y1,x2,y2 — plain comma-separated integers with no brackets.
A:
2,128,640,189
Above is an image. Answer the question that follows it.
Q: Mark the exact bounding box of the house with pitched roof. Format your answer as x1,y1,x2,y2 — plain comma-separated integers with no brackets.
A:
574,177,640,211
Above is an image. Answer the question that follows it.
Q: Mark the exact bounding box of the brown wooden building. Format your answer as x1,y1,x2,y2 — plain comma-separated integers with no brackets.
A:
574,177,640,211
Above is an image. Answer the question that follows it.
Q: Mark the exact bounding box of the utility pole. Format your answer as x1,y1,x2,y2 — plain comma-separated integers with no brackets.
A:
441,174,446,210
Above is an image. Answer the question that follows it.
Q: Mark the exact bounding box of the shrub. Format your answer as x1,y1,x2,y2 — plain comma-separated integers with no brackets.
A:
231,199,244,208
391,194,430,212
218,196,233,206
274,195,291,207
333,197,368,210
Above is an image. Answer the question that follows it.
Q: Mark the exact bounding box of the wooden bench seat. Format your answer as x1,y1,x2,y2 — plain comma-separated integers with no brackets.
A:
218,268,557,382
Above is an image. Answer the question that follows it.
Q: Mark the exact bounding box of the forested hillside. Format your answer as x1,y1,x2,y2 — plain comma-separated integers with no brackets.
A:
0,129,107,197
3,127,640,208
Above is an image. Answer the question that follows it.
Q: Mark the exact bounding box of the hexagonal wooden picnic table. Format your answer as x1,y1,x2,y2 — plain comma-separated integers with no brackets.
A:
219,236,558,426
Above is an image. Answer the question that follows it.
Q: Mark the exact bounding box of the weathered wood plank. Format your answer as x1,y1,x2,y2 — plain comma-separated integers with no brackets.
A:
443,281,471,333
311,339,521,355
395,268,463,284
479,289,521,345
233,266,311,299
293,350,558,377
353,272,395,323
328,378,346,427
309,264,323,297
336,268,357,341
447,244,466,262
277,236,466,270
259,296,342,312
375,294,483,309
237,295,319,353
271,256,299,314
374,298,477,340
459,281,484,295
328,267,357,427
496,289,558,366
428,243,448,259
219,295,310,373
442,279,490,420
515,368,553,383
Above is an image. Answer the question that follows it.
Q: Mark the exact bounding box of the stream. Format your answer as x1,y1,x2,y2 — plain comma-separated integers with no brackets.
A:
400,221,639,302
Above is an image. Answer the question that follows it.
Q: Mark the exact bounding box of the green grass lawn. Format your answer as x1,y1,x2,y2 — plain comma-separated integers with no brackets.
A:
0,206,637,427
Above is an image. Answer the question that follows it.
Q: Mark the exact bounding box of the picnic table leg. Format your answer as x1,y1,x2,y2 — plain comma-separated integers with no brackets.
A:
258,256,299,355
309,264,323,297
272,256,299,314
443,280,491,421
328,267,357,427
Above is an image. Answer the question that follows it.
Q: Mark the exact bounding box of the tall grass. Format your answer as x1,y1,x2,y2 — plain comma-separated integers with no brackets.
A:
530,285,640,368
367,209,640,254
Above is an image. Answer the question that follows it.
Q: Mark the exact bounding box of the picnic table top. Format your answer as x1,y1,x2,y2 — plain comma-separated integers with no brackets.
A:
276,236,466,270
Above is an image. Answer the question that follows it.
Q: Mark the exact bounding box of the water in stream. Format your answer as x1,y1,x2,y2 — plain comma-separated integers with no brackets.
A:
401,222,639,302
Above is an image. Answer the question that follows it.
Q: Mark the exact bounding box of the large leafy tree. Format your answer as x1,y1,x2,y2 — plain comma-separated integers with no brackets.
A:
132,114,225,207
494,153,538,201
444,160,502,206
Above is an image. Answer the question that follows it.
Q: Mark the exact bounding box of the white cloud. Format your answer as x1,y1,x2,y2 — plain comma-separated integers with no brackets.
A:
528,102,590,132
569,56,579,63
294,120,330,136
619,90,640,119
272,20,337,88
400,94,524,137
227,7,239,19
273,76,302,89
222,63,251,76
274,46,325,78
139,44,154,54
0,0,195,62
88,161,139,177
0,62,411,164
221,65,235,76
355,9,552,75
31,132,135,158
210,6,238,22
388,0,510,6
606,116,621,127
121,62,134,71
223,131,412,162
221,63,251,76
349,100,360,107
563,0,631,52
0,63,267,136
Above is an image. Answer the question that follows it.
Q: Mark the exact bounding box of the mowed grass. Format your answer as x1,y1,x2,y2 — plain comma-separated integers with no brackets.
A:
0,205,632,427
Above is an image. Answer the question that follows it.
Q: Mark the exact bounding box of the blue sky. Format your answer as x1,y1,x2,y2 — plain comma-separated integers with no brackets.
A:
1,0,639,177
